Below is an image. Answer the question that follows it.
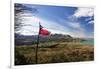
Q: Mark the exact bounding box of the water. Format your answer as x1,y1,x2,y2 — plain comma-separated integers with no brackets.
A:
80,38,94,46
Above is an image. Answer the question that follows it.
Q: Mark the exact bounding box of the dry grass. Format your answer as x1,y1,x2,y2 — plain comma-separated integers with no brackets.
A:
15,42,94,65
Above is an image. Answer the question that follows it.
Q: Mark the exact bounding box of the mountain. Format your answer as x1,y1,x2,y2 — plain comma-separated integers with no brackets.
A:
15,33,73,45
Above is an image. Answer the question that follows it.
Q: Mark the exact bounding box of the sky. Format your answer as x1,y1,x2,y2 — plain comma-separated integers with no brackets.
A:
15,3,94,38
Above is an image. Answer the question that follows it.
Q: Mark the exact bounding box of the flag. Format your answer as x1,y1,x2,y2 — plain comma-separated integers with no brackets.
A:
35,23,50,64
39,24,50,36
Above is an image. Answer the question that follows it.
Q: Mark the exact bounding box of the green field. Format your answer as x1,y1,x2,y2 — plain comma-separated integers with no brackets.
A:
15,41,94,65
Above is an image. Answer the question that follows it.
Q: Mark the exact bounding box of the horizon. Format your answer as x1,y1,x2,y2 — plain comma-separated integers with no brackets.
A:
16,33,94,39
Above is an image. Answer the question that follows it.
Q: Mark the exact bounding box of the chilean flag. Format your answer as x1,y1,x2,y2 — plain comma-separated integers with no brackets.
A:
39,24,50,36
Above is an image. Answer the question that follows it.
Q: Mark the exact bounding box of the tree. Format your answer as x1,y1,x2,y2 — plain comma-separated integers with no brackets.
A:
14,3,38,33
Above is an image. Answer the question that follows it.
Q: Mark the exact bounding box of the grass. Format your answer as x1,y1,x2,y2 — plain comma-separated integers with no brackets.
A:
15,42,94,65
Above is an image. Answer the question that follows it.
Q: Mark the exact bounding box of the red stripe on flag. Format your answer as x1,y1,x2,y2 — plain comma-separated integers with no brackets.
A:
39,25,50,36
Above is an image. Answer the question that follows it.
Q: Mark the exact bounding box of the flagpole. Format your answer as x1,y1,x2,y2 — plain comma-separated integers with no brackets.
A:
35,22,40,64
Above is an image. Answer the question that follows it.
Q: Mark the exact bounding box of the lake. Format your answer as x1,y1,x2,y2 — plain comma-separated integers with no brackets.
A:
80,38,94,46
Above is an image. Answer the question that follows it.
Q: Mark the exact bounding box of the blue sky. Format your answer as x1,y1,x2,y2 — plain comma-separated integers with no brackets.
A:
15,3,94,38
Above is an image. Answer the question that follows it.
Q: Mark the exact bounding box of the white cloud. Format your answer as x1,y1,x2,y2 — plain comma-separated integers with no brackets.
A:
19,13,72,35
68,22,81,29
88,20,94,24
85,17,94,24
38,18,72,35
84,17,94,24
85,17,92,21
73,7,94,18
63,20,86,38
66,7,94,38
62,23,86,38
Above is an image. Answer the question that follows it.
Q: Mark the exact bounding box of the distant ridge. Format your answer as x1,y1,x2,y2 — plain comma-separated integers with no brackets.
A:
15,33,73,45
